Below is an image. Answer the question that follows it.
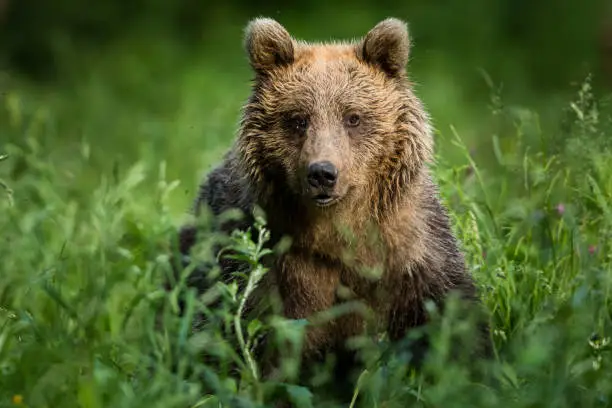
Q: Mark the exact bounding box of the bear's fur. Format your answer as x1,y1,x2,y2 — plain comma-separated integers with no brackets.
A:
173,16,490,401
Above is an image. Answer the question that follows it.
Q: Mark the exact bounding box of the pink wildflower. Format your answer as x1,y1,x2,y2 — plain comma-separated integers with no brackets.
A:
556,203,565,215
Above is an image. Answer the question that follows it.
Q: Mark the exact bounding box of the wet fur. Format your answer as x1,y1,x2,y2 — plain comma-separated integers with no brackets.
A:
172,17,490,403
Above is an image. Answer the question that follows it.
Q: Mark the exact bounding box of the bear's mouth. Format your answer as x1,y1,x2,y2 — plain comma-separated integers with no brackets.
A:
313,194,338,207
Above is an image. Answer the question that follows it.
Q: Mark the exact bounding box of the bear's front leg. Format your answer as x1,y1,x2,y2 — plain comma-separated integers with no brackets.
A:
276,251,341,359
266,251,367,405
383,262,433,368
384,260,490,369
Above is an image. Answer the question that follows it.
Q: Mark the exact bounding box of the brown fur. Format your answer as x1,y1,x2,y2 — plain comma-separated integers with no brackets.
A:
173,17,490,402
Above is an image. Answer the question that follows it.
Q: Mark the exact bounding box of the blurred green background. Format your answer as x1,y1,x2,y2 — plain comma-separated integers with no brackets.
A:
1,0,611,216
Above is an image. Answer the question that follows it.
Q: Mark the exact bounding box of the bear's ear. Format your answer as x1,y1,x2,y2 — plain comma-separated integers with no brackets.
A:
244,17,295,74
359,18,410,77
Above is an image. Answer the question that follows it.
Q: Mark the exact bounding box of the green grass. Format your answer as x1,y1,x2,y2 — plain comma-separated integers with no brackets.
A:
1,35,612,407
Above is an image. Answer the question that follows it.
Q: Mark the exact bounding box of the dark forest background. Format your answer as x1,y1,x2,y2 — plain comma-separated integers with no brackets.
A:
2,0,610,89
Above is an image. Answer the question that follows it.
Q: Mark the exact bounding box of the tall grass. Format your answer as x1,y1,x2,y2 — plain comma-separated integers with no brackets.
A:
1,54,611,408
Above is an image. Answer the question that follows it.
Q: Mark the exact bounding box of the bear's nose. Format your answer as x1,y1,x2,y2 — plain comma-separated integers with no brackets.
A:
307,161,338,188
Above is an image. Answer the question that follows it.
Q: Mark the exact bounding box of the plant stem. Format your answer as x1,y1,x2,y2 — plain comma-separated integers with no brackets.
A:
234,263,265,381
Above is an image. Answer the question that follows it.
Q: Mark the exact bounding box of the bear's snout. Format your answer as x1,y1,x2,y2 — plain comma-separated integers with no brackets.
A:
304,160,343,208
307,161,338,189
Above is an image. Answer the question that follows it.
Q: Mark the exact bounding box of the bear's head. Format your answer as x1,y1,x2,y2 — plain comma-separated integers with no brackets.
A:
236,17,433,219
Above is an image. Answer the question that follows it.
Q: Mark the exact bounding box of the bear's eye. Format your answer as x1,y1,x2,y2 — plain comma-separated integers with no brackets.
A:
345,113,361,128
288,115,309,133
295,117,308,131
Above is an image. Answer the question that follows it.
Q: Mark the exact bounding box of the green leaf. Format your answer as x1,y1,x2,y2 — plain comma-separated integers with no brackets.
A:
284,384,314,408
247,319,263,339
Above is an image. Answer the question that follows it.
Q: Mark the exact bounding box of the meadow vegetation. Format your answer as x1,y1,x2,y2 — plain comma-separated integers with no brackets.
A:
1,5,612,407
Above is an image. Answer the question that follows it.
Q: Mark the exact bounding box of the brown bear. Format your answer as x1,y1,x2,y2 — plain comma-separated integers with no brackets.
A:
173,16,490,403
